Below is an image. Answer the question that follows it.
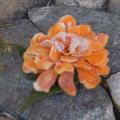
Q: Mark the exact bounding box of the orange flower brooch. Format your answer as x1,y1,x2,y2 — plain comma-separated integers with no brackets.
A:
22,15,110,96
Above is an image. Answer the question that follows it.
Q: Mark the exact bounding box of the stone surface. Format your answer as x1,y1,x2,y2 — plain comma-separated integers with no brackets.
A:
0,50,31,117
55,0,106,10
28,6,120,74
0,6,119,120
107,72,120,109
0,19,39,112
25,86,115,120
0,48,32,111
0,19,39,47
108,0,120,15
0,117,13,120
0,105,26,120
0,0,48,23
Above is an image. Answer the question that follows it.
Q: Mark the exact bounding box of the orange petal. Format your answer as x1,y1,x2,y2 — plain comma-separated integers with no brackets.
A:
22,62,39,74
94,65,110,76
34,58,54,70
33,68,57,92
58,72,77,96
78,68,101,89
91,33,109,51
23,52,39,73
67,24,92,36
78,24,92,36
55,62,74,74
97,33,109,47
73,59,91,69
30,33,48,46
66,33,91,56
91,40,103,51
26,45,49,55
59,15,76,28
25,46,50,60
95,57,109,67
23,46,51,72
71,44,92,57
85,49,109,66
73,48,92,57
67,26,78,34
47,22,65,39
61,55,78,62
49,46,62,61
81,49,92,56
85,31,96,40
23,51,34,62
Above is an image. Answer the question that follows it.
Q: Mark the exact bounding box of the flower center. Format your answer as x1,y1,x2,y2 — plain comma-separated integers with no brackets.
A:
51,32,90,55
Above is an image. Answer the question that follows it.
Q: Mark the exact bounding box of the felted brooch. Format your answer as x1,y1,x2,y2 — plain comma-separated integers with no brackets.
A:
22,15,109,96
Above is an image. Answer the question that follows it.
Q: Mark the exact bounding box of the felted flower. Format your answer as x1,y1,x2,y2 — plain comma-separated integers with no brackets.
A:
22,15,110,96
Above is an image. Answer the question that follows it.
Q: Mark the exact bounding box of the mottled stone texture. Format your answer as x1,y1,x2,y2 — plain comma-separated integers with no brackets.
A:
108,0,120,14
0,19,39,112
0,6,119,120
26,86,114,120
0,117,13,120
0,19,39,47
0,51,31,110
107,72,120,109
0,0,48,23
28,6,120,74
55,0,106,9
